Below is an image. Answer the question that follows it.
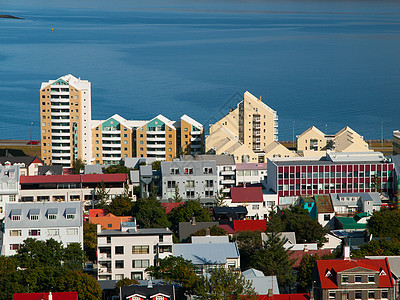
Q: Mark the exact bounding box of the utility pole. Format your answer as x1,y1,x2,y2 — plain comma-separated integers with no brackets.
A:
292,121,295,147
30,121,33,149
381,122,384,148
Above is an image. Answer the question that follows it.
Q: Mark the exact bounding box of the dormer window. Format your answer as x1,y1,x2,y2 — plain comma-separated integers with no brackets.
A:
12,215,20,221
30,215,39,221
29,209,40,221
47,208,58,220
10,209,21,221
184,168,193,175
66,214,75,220
203,167,213,174
65,208,76,220
49,214,57,220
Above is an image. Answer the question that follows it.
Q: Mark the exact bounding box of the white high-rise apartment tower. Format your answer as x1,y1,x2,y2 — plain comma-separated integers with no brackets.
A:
40,74,92,167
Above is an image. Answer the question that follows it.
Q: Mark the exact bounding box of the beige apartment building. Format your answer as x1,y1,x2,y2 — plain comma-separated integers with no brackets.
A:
206,91,290,163
40,74,92,167
297,126,372,157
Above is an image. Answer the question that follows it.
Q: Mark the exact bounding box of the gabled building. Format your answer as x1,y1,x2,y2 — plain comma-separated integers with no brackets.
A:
0,155,43,176
179,114,204,155
120,283,175,300
89,211,133,230
330,192,382,216
299,195,335,228
313,258,395,300
0,165,20,219
1,201,83,256
236,163,268,187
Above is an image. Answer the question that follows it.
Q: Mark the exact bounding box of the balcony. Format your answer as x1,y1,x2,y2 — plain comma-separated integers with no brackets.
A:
191,131,202,135
221,179,235,185
191,144,201,149
102,130,120,134
147,150,166,155
274,115,278,121
191,136,202,142
147,136,165,142
98,253,111,260
102,136,120,141
52,145,70,151
147,130,165,135
51,111,70,117
52,152,71,158
52,132,70,137
52,158,71,164
98,267,111,274
146,143,166,148
51,104,70,110
221,170,235,176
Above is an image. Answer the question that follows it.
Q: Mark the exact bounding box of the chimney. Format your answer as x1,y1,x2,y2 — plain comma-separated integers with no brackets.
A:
147,278,153,289
304,244,308,252
268,289,273,297
191,216,196,225
343,245,351,260
205,228,211,236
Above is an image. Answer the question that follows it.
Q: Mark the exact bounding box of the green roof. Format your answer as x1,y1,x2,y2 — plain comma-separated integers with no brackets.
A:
336,217,367,230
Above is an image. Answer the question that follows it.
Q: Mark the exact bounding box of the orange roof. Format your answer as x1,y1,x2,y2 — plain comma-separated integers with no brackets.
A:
161,202,184,214
89,214,133,230
89,209,108,218
316,258,394,289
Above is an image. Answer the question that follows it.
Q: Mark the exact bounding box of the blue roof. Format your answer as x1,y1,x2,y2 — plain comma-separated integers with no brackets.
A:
173,242,239,265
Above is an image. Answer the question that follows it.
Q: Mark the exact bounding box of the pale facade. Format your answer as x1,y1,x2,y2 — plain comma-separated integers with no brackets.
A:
206,91,278,163
40,74,92,167
263,141,298,159
0,165,20,220
297,126,327,157
179,114,204,155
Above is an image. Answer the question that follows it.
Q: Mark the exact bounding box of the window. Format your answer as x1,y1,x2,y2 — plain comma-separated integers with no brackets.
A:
156,296,164,300
205,180,213,187
368,290,375,299
329,291,335,299
107,237,111,244
186,191,195,198
186,180,195,188
170,168,179,174
355,290,361,299
12,215,20,221
368,275,375,283
167,181,176,189
203,167,213,174
159,245,172,253
9,195,16,202
324,214,331,221
355,275,362,283
30,215,39,221
67,228,78,235
342,275,349,283
10,244,20,251
66,214,75,220
115,246,124,255
9,230,21,236
132,246,149,254
205,190,214,197
131,272,143,280
29,229,41,236
382,290,388,299
115,274,124,281
47,229,59,236
184,168,193,174
132,260,150,268
252,205,259,210
115,260,124,269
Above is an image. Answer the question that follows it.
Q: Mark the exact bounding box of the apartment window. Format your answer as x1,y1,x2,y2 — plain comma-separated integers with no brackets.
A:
184,128,188,131
205,190,214,197
66,214,75,220
355,275,362,283
107,237,111,244
30,215,39,221
12,215,20,221
355,291,361,299
115,260,124,269
132,246,149,254
170,168,179,174
186,180,194,188
324,214,330,221
29,229,41,236
167,181,176,189
124,134,127,137
169,148,172,152
10,244,21,251
205,180,213,187
382,290,388,299
203,167,213,174
342,275,349,283
47,229,59,236
368,275,375,283
132,260,150,268
328,291,335,299
186,191,195,198
368,291,375,299
252,205,259,210
66,228,78,235
184,168,193,174
131,272,143,280
10,195,16,202
115,246,124,254
9,230,21,236
168,141,172,145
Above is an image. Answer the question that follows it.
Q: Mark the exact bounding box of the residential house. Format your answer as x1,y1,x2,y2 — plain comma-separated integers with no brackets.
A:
313,258,395,300
89,210,133,230
242,268,279,296
330,192,382,216
97,221,173,281
213,206,248,222
263,141,298,159
236,163,268,187
0,165,20,219
38,165,63,175
0,155,43,176
334,212,371,232
299,195,335,228
139,165,160,199
178,219,219,241
120,283,175,300
13,292,78,300
160,160,217,205
173,235,240,274
1,201,83,256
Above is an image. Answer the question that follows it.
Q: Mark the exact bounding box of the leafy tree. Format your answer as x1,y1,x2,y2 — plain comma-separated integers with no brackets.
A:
57,269,102,299
132,185,141,199
109,195,132,216
195,267,257,300
352,238,400,257
149,182,159,200
367,209,400,240
297,254,321,292
115,278,139,292
84,220,97,262
172,186,183,203
266,210,284,233
147,256,199,295
191,225,227,237
63,243,86,270
152,160,161,171
168,200,211,233
132,198,171,228
251,232,295,287
232,230,263,271
103,164,130,174
215,188,226,207
72,158,85,174
95,180,110,208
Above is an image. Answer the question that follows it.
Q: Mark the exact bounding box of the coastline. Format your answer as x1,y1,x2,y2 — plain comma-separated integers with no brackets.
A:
0,15,23,19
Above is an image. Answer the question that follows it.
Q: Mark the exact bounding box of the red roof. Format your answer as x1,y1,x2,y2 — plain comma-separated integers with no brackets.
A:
219,224,235,234
161,202,184,214
233,220,267,232
20,173,127,184
13,292,78,300
231,186,263,203
289,249,332,268
89,209,108,218
258,294,310,300
316,258,394,289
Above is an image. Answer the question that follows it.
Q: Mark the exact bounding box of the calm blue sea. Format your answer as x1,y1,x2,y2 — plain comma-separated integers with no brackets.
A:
1,0,399,140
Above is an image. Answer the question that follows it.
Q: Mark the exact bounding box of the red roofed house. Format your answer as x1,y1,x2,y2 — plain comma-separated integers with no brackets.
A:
233,219,267,232
19,174,128,211
258,294,310,300
89,209,133,230
224,186,277,220
13,292,78,300
161,202,184,214
313,258,395,300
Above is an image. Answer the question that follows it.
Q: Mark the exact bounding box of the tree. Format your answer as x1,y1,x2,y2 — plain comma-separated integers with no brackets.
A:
103,164,130,174
195,267,257,300
72,158,85,174
151,160,161,171
192,225,227,237
132,198,171,228
172,186,183,203
115,278,139,292
251,232,295,287
83,220,97,262
297,254,321,292
147,256,199,295
266,210,284,234
215,188,226,207
57,270,102,299
63,243,86,270
232,230,263,271
168,200,211,233
95,180,110,208
109,195,132,216
352,238,400,258
367,209,400,240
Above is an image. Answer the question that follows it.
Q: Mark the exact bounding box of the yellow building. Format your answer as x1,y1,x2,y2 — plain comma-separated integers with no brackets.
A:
179,115,204,155
40,74,92,167
206,91,278,163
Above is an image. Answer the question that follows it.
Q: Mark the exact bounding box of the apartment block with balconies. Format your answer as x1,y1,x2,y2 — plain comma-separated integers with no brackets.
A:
40,74,92,167
179,114,204,156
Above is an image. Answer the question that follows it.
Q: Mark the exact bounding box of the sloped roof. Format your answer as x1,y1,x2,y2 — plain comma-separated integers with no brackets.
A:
219,224,235,234
259,294,310,300
161,202,184,214
181,114,203,129
290,249,332,268
231,186,263,203
89,209,108,217
314,195,334,213
181,154,235,165
236,163,267,170
298,126,325,138
233,220,266,232
316,258,394,289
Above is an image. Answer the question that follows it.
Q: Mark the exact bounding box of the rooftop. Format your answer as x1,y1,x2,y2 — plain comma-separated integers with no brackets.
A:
231,186,263,203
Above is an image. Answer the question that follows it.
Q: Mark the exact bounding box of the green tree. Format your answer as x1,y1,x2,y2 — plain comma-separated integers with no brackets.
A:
57,270,102,299
72,158,85,174
191,225,227,237
266,210,284,233
195,267,257,300
151,160,161,171
215,188,226,207
297,254,320,292
168,200,211,233
232,230,263,271
83,220,97,262
95,180,110,208
352,238,400,257
367,209,400,240
103,164,130,174
147,256,199,295
132,198,171,228
63,243,85,270
251,232,295,287
172,186,183,203
115,278,139,292
109,195,132,216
